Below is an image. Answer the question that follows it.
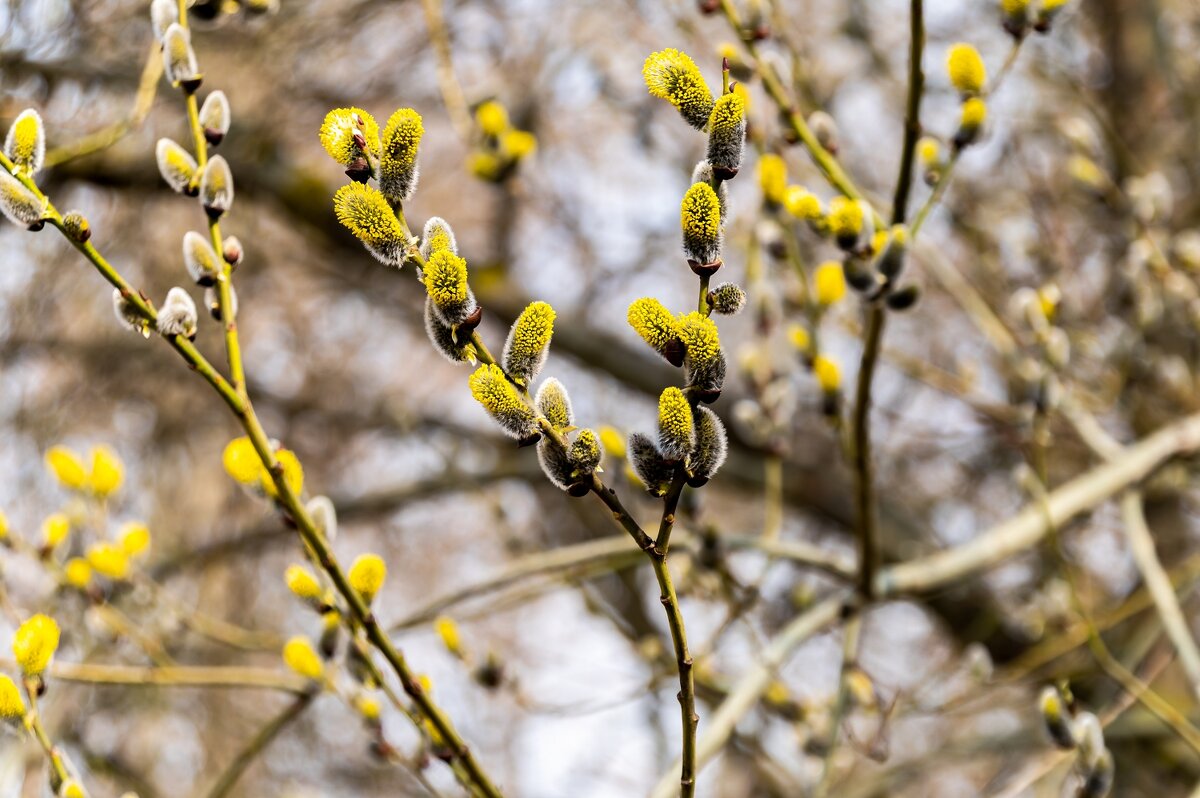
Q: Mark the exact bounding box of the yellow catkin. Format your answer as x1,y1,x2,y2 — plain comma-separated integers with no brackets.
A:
468,363,536,439
827,196,864,243
813,355,841,393
642,48,714,129
599,426,627,459
333,183,406,250
13,614,60,676
261,449,304,499
283,636,324,680
88,445,124,497
223,437,263,484
63,558,92,589
434,616,462,656
475,101,509,136
947,44,986,95
787,324,811,353
285,564,322,601
348,553,387,603
42,513,70,548
0,674,26,722
627,297,680,352
119,523,151,557
814,261,847,306
87,542,130,580
46,446,88,490
757,154,787,205
783,186,822,220
319,107,380,165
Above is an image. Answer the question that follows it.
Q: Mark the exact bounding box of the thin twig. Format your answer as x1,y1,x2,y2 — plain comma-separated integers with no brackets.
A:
204,691,317,798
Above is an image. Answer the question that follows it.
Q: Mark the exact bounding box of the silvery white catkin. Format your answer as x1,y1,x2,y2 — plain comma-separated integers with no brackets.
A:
156,287,198,338
4,109,45,175
162,23,200,87
306,495,338,542
534,378,573,428
156,138,198,194
0,170,47,228
199,91,231,146
628,432,673,497
199,155,234,218
183,231,221,286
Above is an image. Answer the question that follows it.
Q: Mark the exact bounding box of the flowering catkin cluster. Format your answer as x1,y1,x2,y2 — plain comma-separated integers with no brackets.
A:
469,99,537,183
322,101,602,496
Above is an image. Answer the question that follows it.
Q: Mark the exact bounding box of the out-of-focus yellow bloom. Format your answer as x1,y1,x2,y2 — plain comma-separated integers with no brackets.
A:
0,674,25,723
64,558,92,589
599,426,626,459
13,613,60,676
222,437,263,485
87,542,130,580
285,564,322,601
434,616,463,657
814,261,847,306
947,43,986,95
813,355,841,393
282,636,324,680
261,449,304,499
469,151,502,181
757,154,787,205
46,446,88,491
0,509,8,542
356,694,382,720
501,130,537,159
119,523,151,558
475,101,509,136
88,445,124,497
783,186,822,220
42,513,70,549
787,324,811,353
348,553,387,603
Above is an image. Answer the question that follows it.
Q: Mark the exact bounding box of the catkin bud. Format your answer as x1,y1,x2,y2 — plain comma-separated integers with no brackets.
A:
535,377,574,428
199,91,231,147
1073,712,1105,767
681,182,723,269
183,230,221,286
4,109,45,175
808,110,840,154
423,250,478,329
657,387,695,462
1001,0,1030,37
954,98,987,150
1079,749,1114,798
162,23,201,90
946,43,986,96
885,284,921,311
205,285,237,321
1035,0,1069,32
333,182,407,265
1039,685,1075,749
0,169,47,229
285,564,322,602
629,433,674,496
877,224,909,280
61,210,90,242
688,406,727,486
150,0,178,38
156,138,198,194
420,216,458,260
679,311,726,400
434,616,463,658
222,235,243,267
306,495,338,542
199,155,234,218
503,301,556,385
628,297,685,366
709,282,746,315
380,108,423,203
692,161,728,222
537,438,575,490
112,289,149,336
706,92,746,179
642,48,715,130
424,297,477,364
156,287,198,339
469,364,538,440
827,196,865,251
